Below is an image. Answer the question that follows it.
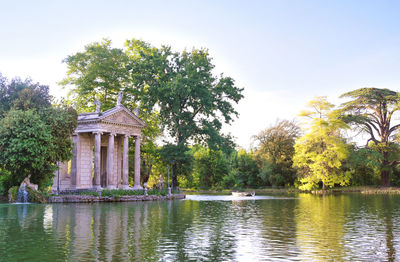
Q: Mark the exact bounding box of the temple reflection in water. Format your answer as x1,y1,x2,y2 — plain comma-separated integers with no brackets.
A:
1,194,399,261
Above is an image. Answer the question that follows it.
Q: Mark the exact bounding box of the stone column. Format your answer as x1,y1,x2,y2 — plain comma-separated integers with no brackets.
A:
107,133,116,189
93,132,102,190
51,161,60,193
71,133,80,189
133,135,142,190
116,136,122,187
121,135,130,189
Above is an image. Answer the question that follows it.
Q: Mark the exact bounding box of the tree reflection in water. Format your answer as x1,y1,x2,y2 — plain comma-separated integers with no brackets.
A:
0,194,400,261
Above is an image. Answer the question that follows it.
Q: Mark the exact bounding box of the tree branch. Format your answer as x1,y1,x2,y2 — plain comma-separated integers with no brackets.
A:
190,104,204,121
364,123,379,144
388,124,400,134
365,119,381,137
388,160,400,166
387,107,400,124
366,113,380,125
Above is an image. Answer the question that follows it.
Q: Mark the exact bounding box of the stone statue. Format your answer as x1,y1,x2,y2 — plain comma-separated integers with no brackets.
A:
117,91,123,106
94,99,101,113
157,175,164,189
21,175,38,191
133,108,139,117
73,102,77,111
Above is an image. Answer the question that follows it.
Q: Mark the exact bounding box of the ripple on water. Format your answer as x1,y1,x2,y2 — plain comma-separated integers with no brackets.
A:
1,194,400,261
185,194,296,201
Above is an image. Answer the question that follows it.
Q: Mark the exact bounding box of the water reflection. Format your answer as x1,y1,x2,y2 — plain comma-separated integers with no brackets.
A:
295,194,348,260
0,194,400,261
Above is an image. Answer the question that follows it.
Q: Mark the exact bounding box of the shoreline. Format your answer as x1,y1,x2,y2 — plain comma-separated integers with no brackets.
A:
4,186,400,204
182,186,400,195
48,193,186,203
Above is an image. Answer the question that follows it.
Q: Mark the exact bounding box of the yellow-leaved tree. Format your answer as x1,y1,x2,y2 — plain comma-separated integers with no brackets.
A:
293,96,350,190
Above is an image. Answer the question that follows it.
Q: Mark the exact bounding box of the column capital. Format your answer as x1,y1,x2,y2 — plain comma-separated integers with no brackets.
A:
124,134,131,138
93,131,103,135
109,132,117,137
135,135,142,140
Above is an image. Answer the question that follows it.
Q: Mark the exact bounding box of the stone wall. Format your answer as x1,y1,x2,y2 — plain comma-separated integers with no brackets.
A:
78,133,93,189
48,194,186,203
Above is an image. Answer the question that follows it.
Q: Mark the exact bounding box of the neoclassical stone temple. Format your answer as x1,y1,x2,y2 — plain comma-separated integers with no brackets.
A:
52,99,146,192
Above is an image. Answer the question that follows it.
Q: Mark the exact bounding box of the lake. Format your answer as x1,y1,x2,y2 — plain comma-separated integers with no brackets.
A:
0,193,399,261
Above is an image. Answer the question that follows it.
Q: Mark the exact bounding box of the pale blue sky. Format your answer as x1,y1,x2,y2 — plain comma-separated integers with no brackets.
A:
1,0,400,147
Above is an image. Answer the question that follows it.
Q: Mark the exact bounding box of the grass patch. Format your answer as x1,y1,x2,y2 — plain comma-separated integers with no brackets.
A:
147,188,178,196
101,189,144,197
100,188,180,197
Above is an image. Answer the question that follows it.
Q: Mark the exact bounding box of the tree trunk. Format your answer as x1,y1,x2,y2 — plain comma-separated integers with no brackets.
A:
381,169,390,187
171,163,179,189
172,175,179,189
381,153,391,187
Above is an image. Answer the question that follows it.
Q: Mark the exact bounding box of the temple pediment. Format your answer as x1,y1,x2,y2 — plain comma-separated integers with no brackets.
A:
101,108,145,127
76,104,146,135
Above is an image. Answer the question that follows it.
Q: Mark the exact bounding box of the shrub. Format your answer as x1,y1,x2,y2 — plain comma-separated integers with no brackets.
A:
25,187,47,203
8,186,19,202
0,169,19,196
101,189,144,197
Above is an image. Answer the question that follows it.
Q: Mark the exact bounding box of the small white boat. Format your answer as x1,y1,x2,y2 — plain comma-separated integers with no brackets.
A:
232,191,255,197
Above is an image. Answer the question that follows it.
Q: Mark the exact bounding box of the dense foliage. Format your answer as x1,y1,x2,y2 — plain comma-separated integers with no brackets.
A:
339,88,400,186
293,97,350,190
0,74,77,193
253,119,300,186
60,39,400,190
62,38,243,188
3,37,400,193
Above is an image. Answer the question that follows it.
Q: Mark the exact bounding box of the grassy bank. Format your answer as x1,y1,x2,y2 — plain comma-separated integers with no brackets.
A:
181,187,304,195
311,186,400,194
182,186,400,195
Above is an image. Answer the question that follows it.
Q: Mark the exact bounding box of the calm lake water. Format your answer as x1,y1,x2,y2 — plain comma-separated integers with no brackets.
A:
1,193,400,261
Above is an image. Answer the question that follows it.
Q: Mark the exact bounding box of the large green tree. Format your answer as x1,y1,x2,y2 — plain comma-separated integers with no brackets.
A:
0,73,51,117
293,97,350,190
253,119,300,186
62,38,244,187
133,46,243,148
222,149,259,189
345,146,382,186
0,110,54,188
339,88,400,187
0,75,77,190
60,39,131,112
126,40,244,186
191,146,230,189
